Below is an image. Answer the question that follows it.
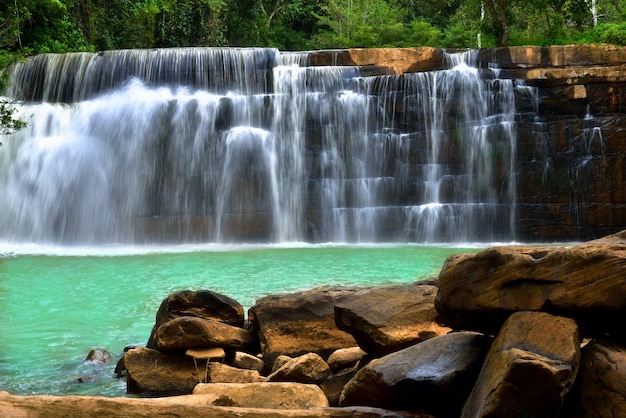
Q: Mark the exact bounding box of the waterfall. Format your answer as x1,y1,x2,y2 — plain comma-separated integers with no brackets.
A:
0,48,533,244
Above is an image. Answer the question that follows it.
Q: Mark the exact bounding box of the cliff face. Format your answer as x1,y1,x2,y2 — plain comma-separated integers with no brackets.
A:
310,45,626,242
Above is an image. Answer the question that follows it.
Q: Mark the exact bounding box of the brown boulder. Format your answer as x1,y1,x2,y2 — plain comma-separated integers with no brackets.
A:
571,338,626,418
193,382,329,409
153,316,257,352
267,353,331,385
124,347,207,396
326,347,367,373
461,311,580,418
232,351,264,372
340,332,490,416
436,230,626,336
147,290,244,348
335,284,450,356
248,287,357,370
204,363,264,384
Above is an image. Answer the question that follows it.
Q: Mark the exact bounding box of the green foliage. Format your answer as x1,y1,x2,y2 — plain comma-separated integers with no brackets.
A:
0,53,28,141
583,22,626,45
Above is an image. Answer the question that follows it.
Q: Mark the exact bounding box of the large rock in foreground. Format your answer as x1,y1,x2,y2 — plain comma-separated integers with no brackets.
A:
436,230,626,336
0,391,432,417
334,284,450,356
461,311,580,418
340,332,490,416
249,287,357,369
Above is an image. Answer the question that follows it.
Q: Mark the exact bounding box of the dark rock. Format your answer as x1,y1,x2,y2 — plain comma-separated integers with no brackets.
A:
153,316,257,353
436,230,626,336
340,332,490,416
147,289,244,349
461,311,580,418
85,348,112,364
321,368,358,406
335,284,450,356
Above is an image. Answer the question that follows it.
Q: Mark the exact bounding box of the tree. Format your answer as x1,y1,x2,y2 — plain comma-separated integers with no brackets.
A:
314,0,408,47
483,0,510,46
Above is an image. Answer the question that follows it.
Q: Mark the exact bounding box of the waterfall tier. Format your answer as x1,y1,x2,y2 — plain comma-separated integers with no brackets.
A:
1,48,534,244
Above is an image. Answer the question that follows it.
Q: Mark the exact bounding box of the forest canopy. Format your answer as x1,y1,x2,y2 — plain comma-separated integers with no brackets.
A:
0,0,625,56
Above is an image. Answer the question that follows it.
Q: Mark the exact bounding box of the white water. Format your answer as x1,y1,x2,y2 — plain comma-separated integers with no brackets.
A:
0,48,534,244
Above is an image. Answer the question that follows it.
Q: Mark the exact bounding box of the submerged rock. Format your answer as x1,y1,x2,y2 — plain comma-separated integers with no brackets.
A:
85,348,112,364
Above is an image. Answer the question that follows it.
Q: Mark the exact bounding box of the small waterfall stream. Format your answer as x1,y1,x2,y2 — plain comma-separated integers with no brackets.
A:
0,48,534,244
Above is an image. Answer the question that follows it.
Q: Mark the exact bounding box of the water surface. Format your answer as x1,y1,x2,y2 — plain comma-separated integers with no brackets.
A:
0,244,478,396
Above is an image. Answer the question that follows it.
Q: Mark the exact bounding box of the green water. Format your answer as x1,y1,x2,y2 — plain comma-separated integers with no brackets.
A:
0,244,478,396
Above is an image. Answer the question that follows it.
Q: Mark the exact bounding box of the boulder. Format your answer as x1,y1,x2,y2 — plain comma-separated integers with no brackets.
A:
571,338,626,418
248,287,357,370
232,351,264,372
327,347,367,373
340,332,490,416
193,382,329,409
461,311,580,418
0,391,433,417
267,353,331,385
272,355,293,372
335,284,450,356
147,290,244,348
153,316,257,352
124,347,207,396
204,363,264,384
436,230,626,336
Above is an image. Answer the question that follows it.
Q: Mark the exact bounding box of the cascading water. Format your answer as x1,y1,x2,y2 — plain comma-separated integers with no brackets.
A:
0,48,534,244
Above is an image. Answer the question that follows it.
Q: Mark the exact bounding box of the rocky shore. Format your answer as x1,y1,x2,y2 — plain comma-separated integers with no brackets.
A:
2,229,626,417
